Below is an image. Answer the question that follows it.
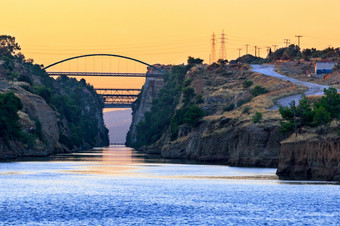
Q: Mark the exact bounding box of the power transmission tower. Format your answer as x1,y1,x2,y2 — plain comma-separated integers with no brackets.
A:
295,35,303,48
219,30,227,60
272,45,278,51
254,46,258,57
284,39,290,47
245,44,249,55
209,33,217,64
237,48,242,58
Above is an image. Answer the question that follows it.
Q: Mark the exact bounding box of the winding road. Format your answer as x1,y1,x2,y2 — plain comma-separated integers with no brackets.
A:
251,64,329,109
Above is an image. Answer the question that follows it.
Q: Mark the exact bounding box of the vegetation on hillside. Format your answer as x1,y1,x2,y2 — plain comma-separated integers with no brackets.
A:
279,87,340,135
0,35,108,149
0,92,23,143
234,45,340,64
126,57,205,148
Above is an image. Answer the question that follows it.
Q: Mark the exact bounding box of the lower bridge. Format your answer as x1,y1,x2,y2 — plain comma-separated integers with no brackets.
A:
95,88,141,108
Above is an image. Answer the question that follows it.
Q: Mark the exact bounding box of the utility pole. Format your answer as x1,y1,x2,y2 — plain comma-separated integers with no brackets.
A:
254,46,257,57
245,44,249,55
209,33,216,64
272,45,278,51
266,46,271,56
237,48,242,58
219,30,227,60
258,47,261,58
295,35,303,49
284,39,290,47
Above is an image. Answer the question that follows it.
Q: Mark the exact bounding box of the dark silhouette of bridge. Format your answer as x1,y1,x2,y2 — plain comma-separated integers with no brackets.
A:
95,88,141,108
44,54,164,108
46,71,162,77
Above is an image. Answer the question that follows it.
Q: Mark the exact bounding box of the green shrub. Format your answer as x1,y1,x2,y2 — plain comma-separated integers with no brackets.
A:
195,94,204,104
18,74,33,85
184,104,205,127
252,112,262,124
242,106,251,114
251,85,269,96
34,85,51,104
20,132,36,148
183,78,192,87
237,97,251,107
0,92,23,142
170,119,179,141
223,103,235,112
182,87,196,104
242,80,253,89
313,106,331,126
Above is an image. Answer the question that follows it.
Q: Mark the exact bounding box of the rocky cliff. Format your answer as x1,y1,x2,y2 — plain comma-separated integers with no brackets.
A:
127,62,303,167
0,59,109,160
126,77,164,147
277,133,340,181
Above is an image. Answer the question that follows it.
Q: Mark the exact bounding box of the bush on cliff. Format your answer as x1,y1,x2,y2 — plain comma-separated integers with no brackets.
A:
0,92,23,142
252,112,262,124
184,104,205,127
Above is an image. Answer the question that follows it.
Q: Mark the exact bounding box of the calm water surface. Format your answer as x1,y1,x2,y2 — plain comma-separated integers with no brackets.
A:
0,146,339,225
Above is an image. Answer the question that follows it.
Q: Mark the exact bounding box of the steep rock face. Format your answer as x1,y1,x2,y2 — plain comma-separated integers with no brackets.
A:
127,77,164,144
0,72,108,160
0,85,63,158
277,138,340,181
161,117,281,167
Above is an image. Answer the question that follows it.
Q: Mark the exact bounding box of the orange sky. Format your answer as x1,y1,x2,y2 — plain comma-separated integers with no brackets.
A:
2,0,340,89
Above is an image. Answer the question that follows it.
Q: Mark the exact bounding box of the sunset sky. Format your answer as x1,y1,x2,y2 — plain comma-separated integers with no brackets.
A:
1,0,339,88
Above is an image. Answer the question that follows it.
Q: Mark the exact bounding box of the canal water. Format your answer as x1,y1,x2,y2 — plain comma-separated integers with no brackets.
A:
0,146,339,225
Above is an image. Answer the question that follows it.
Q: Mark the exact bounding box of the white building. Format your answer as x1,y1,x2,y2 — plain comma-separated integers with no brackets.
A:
315,62,337,74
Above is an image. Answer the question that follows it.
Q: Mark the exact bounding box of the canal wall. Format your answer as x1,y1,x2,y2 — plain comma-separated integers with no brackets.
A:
277,137,340,181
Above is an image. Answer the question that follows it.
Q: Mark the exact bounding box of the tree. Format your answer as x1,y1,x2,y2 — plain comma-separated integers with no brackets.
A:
217,59,228,65
313,106,331,126
184,104,205,127
282,45,300,61
252,112,262,124
0,35,21,57
242,80,253,89
0,92,23,142
314,87,340,119
251,85,269,96
187,56,204,65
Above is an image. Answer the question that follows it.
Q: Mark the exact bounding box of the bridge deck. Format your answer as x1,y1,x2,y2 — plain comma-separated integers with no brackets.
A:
95,88,141,108
47,71,163,77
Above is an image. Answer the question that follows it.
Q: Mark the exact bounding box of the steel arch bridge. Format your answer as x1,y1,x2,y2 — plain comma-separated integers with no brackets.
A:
44,54,164,108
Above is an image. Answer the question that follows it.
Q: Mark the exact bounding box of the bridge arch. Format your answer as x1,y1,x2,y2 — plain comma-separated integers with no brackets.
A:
43,53,164,73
